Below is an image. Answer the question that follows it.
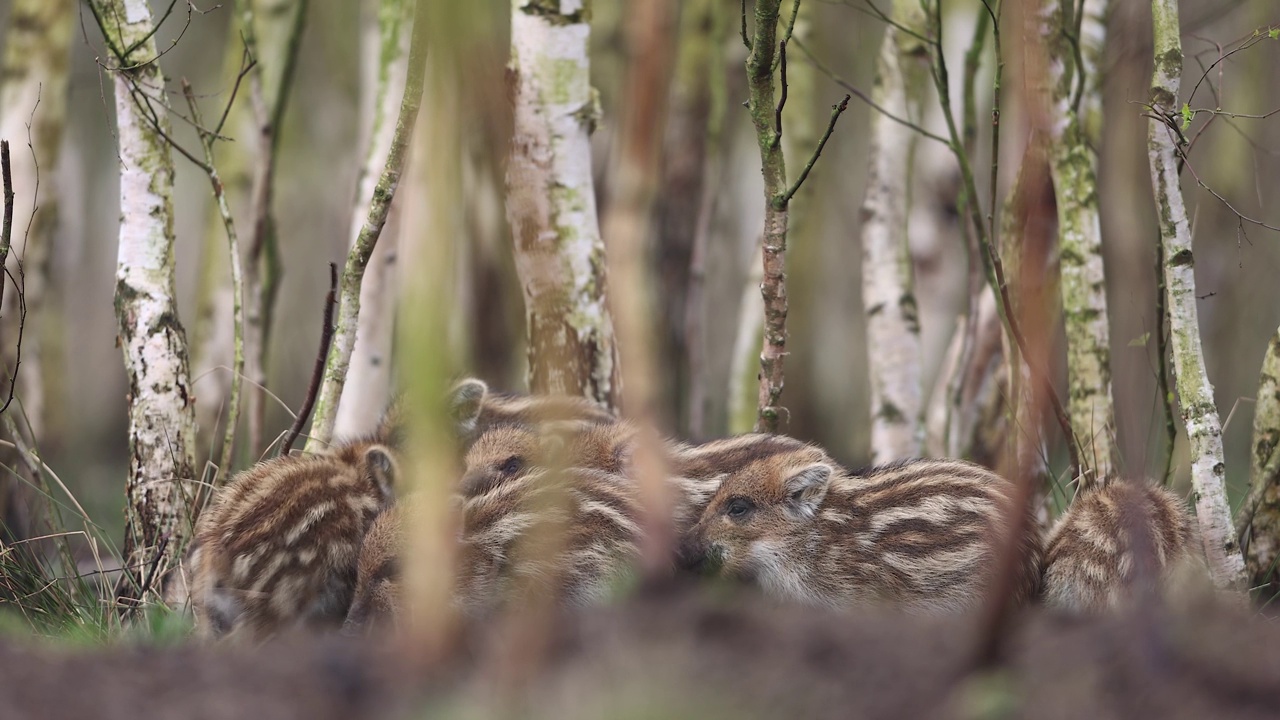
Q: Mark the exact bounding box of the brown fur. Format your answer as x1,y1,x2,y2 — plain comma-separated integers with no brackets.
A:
461,420,826,534
189,441,398,640
682,451,1042,613
345,467,644,630
1041,479,1196,613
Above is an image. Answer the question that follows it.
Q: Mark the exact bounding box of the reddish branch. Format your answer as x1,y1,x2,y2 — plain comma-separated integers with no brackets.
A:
281,262,339,457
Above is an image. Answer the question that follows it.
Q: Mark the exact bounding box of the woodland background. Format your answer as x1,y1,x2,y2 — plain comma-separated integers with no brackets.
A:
0,0,1276,566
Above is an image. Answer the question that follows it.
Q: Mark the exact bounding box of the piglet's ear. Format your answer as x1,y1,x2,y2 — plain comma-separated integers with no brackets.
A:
449,378,488,436
363,445,398,504
783,463,832,519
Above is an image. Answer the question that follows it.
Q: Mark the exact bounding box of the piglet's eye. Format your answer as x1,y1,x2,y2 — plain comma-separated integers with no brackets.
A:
499,456,524,475
725,497,755,520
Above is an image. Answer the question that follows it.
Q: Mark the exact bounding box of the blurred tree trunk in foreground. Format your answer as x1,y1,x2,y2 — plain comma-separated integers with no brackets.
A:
505,0,619,409
0,0,73,542
90,0,199,607
860,0,926,463
1146,0,1244,591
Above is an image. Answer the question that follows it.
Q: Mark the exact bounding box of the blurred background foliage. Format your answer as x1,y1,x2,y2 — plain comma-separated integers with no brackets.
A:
0,0,1275,544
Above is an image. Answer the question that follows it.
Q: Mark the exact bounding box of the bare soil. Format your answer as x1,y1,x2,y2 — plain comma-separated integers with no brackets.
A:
3,583,1279,720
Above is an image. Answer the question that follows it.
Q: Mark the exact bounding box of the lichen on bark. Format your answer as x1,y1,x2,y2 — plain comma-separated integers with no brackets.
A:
1145,0,1245,591
506,0,619,408
91,0,199,607
1043,0,1116,485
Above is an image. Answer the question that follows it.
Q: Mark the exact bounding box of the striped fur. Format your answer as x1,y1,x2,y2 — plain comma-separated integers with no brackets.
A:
461,418,827,536
1041,479,1195,613
682,452,1042,614
189,441,398,640
344,467,644,629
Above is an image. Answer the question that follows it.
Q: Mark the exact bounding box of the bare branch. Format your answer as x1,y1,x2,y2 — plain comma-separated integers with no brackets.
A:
281,263,338,457
779,95,848,206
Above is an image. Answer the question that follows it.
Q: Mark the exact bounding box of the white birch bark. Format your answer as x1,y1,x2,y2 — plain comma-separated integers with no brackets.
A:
505,0,618,408
333,0,410,438
1146,0,1245,590
1045,0,1115,484
861,2,924,463
92,0,198,602
307,0,425,451
1242,329,1280,594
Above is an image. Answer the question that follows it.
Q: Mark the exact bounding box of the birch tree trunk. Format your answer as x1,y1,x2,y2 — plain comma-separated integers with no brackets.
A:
1045,0,1115,484
307,0,425,451
333,0,410,438
1146,0,1245,590
0,0,73,540
1242,329,1280,597
861,0,926,463
505,0,619,409
91,0,198,605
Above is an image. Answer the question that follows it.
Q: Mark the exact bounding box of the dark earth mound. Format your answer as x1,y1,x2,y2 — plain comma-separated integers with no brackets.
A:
2,584,1278,719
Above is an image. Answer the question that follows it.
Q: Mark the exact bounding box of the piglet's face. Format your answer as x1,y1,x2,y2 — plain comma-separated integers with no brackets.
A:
680,456,833,579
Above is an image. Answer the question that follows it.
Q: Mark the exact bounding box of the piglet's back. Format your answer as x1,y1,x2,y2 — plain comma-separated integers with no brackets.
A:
191,445,396,640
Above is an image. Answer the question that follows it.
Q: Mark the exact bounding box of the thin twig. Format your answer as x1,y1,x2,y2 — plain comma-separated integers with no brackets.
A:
0,142,12,312
281,263,339,456
778,94,850,206
183,78,246,487
793,37,949,145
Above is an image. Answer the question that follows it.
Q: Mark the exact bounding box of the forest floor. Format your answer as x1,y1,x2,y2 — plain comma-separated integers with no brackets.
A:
1,582,1279,720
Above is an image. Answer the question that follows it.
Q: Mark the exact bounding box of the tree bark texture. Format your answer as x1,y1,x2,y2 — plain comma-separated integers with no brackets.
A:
860,2,925,463
1243,329,1280,597
93,0,199,604
0,0,73,541
1146,0,1246,590
505,0,619,409
334,0,410,439
745,0,789,434
1044,0,1116,484
307,0,424,452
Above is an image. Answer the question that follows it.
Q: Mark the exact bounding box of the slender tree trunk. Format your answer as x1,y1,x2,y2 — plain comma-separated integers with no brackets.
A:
91,0,199,607
746,0,789,434
333,0,411,439
1044,0,1115,484
1241,329,1280,597
861,0,926,463
505,0,619,409
307,0,426,451
0,0,73,541
1146,0,1245,591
